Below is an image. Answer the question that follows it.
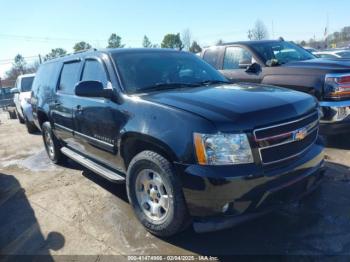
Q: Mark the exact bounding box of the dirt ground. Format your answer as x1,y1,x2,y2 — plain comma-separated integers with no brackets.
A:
1,109,350,260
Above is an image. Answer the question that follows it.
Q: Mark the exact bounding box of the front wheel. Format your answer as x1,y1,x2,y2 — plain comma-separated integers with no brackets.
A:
126,151,190,237
41,122,66,164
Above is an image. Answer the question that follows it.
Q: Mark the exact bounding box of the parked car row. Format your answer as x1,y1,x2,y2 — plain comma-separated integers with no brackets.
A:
314,49,350,59
9,40,349,237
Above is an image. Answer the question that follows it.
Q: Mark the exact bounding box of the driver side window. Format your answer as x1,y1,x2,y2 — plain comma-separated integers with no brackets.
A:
223,47,253,70
81,59,108,87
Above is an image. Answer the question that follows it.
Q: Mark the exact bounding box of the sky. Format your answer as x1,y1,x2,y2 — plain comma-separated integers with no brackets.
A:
1,0,349,78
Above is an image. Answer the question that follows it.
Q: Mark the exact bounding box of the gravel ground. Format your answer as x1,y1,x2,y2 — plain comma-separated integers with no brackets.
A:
1,110,350,260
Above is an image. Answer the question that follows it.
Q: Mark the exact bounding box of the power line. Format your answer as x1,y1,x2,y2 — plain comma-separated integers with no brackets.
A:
0,33,105,43
0,56,38,63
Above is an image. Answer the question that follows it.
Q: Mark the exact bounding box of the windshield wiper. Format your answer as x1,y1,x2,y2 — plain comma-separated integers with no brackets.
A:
195,80,230,86
139,82,200,93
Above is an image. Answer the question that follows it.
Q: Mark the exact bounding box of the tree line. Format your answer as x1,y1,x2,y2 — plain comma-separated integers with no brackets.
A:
3,31,204,83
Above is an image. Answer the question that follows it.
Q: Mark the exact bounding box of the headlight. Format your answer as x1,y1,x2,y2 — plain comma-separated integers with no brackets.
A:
193,133,254,165
324,73,350,99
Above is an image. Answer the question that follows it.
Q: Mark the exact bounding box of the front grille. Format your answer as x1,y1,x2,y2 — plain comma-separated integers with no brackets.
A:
254,111,319,165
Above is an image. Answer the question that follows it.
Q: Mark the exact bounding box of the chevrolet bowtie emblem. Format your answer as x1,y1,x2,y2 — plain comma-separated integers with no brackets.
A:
294,128,308,141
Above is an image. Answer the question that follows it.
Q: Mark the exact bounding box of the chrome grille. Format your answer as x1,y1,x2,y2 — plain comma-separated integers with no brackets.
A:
253,111,319,165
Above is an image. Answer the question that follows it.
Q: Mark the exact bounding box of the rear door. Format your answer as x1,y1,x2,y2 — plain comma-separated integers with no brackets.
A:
51,60,82,147
72,57,123,170
219,46,263,83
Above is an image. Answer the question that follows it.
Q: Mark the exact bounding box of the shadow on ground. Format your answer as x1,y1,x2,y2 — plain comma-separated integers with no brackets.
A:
324,134,350,150
0,173,65,259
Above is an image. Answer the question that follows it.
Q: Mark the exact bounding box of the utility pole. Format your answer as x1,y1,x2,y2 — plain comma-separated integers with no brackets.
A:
271,20,275,39
38,54,42,64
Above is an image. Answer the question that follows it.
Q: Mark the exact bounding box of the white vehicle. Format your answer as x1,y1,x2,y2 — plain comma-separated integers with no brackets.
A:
12,73,38,133
314,50,350,59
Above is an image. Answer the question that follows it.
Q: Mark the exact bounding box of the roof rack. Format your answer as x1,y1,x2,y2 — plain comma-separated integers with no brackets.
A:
73,48,97,54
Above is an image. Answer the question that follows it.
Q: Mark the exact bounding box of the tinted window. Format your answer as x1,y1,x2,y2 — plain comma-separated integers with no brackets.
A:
113,51,227,94
21,76,34,92
59,62,81,94
82,60,108,86
32,62,60,97
223,47,253,69
203,48,220,68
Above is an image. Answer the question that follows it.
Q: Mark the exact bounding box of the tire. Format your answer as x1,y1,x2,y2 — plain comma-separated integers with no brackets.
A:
126,150,190,237
25,117,39,134
8,110,17,119
41,121,66,164
16,109,25,124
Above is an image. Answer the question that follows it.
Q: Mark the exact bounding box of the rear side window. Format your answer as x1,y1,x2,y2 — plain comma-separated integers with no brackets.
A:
81,60,108,86
202,48,220,69
223,47,253,69
32,62,61,98
20,76,34,92
59,62,81,94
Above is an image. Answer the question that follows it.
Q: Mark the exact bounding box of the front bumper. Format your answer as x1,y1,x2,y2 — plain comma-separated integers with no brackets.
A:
320,100,350,134
176,141,325,232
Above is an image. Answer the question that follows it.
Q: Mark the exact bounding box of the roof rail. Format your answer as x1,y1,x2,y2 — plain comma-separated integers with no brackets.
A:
73,48,97,54
56,48,97,59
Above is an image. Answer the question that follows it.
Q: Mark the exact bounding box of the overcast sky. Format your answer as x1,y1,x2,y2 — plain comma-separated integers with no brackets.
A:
1,0,349,78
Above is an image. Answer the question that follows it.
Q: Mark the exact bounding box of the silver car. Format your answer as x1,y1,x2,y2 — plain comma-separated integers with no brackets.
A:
12,73,38,133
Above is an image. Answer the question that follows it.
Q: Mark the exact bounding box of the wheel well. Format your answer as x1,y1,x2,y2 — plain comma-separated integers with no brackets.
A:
37,110,49,127
121,135,176,169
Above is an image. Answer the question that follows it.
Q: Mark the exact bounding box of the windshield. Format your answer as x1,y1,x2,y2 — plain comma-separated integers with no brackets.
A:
250,41,316,65
112,51,227,94
21,76,34,92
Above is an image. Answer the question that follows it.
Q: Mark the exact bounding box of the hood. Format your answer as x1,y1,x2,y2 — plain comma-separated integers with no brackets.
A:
282,58,350,71
142,84,317,132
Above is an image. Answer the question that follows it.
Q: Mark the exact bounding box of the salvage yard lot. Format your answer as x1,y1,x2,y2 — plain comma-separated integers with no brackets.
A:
1,111,350,258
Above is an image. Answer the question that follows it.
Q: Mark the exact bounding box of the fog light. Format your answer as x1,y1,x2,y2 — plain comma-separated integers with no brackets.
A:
222,203,229,213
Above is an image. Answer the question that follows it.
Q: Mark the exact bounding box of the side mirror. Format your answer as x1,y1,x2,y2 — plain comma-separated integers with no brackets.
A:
10,88,19,94
74,81,113,98
245,63,261,73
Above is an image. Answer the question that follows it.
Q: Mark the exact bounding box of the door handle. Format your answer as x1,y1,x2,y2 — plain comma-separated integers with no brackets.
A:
53,101,61,106
76,105,83,112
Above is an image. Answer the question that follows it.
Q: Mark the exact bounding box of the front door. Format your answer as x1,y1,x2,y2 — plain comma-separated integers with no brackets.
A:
73,57,125,171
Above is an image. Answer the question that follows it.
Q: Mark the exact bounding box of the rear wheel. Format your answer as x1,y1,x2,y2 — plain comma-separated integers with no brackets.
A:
24,116,38,134
16,109,25,124
127,151,190,237
42,122,66,164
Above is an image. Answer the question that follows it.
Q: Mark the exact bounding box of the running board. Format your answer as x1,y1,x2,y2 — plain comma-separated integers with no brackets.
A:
61,147,125,183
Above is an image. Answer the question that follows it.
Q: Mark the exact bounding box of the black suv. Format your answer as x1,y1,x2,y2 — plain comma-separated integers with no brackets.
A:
31,48,325,237
200,40,350,134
